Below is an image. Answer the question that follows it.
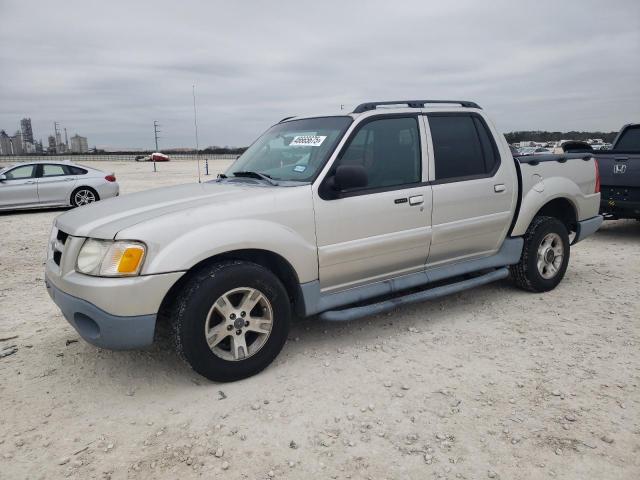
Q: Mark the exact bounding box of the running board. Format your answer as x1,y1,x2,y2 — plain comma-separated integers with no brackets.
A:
318,267,509,322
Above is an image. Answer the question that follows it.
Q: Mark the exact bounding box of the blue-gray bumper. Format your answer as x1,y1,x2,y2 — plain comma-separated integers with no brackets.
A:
45,278,156,350
572,215,603,244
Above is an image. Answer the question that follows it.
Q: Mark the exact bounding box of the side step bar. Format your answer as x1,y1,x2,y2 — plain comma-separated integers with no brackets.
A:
318,267,509,322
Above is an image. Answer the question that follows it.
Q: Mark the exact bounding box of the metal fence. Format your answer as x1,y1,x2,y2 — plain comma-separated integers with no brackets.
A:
0,153,240,163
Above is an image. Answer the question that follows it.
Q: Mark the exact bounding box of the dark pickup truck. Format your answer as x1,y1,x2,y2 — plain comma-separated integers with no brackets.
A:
596,123,640,220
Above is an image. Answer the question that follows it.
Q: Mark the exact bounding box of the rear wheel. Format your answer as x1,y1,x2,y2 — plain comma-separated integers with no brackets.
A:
510,216,570,292
71,187,98,207
171,260,291,382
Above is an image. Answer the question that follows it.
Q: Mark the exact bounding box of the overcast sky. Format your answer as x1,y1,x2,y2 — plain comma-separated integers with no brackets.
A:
1,0,638,149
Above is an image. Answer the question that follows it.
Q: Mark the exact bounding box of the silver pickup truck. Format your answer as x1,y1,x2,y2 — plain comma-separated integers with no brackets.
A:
45,100,602,382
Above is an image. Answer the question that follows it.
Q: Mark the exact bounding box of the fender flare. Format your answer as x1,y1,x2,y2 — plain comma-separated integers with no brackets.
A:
511,176,581,236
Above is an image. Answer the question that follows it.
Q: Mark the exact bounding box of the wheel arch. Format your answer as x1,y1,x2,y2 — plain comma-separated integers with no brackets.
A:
534,197,578,233
512,194,578,237
157,248,304,328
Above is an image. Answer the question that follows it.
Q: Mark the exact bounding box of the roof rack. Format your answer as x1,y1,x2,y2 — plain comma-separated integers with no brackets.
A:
352,100,481,113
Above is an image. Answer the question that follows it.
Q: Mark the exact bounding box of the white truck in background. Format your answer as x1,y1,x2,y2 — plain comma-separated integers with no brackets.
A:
45,100,602,382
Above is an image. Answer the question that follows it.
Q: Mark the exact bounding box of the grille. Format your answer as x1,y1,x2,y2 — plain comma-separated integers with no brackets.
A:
52,229,68,266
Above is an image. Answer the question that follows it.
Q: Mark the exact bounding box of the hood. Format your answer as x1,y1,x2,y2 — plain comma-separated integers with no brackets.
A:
55,181,276,239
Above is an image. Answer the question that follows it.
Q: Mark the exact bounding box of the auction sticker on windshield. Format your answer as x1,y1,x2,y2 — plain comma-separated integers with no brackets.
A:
290,135,326,147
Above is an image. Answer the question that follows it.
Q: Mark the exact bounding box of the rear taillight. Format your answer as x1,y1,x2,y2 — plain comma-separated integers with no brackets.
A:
594,159,600,193
105,175,116,182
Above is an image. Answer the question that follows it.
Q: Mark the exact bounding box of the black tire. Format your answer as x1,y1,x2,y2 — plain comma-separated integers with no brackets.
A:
70,186,99,207
510,216,570,293
171,260,291,382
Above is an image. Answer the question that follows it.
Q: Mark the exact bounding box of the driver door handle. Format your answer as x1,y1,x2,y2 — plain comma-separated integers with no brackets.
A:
494,184,506,193
409,195,424,206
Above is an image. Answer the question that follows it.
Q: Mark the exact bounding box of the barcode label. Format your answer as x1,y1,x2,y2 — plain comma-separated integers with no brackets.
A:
290,135,326,147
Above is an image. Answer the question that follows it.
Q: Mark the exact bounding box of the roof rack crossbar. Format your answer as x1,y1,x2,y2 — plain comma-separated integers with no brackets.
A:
352,100,481,113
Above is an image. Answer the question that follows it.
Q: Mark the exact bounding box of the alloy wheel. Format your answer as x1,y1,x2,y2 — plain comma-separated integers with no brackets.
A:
204,287,274,361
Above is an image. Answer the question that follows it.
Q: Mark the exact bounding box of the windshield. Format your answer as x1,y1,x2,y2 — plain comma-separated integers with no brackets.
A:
226,116,352,182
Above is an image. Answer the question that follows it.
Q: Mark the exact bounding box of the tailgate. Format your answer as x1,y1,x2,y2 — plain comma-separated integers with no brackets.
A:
596,153,640,188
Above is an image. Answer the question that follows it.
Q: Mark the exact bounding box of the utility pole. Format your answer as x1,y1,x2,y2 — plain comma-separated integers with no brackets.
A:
153,120,160,172
193,84,203,181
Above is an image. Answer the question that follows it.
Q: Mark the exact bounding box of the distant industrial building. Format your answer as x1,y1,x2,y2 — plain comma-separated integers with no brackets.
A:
20,118,34,144
47,135,56,153
70,134,89,153
11,131,24,155
0,130,13,155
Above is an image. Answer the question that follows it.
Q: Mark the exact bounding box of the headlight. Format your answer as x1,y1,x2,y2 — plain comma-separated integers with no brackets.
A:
76,239,146,277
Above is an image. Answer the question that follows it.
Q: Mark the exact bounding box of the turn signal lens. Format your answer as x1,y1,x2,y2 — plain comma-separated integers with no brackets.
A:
117,246,145,273
100,242,146,276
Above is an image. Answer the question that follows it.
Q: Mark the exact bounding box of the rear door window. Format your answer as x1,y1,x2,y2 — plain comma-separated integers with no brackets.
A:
41,164,67,177
428,114,499,181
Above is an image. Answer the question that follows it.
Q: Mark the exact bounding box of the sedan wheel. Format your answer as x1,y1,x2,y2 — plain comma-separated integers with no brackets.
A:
73,189,96,206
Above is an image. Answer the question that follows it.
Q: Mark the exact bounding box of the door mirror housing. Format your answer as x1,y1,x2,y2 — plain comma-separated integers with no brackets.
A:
333,165,368,191
0,174,6,182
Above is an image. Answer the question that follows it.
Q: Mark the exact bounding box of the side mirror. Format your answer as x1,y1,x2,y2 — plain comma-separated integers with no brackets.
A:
333,165,368,191
0,174,6,182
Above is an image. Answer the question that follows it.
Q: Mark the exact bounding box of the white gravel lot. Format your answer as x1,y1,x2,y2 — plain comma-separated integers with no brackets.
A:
0,160,638,480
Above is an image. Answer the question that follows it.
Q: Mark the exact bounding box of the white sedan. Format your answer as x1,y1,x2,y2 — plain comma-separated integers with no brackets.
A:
0,161,119,211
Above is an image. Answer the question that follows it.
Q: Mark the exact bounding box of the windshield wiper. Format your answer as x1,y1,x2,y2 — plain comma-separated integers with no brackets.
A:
232,171,279,185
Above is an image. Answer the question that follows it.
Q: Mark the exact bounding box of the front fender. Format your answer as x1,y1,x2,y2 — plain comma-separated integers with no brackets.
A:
140,219,318,283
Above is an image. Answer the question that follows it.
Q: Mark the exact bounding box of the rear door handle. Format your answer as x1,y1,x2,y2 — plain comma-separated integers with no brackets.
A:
494,184,506,193
409,195,424,205
25,180,36,184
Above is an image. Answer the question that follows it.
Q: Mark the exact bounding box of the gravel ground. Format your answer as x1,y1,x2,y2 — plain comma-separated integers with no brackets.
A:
0,160,638,480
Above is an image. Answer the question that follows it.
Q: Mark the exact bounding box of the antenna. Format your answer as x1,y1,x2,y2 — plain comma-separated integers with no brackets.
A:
193,84,201,183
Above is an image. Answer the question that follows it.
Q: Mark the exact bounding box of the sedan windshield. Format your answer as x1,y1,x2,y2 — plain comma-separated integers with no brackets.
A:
226,116,352,183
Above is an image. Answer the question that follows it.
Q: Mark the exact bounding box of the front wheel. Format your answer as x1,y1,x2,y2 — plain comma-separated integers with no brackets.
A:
510,216,570,292
171,260,291,382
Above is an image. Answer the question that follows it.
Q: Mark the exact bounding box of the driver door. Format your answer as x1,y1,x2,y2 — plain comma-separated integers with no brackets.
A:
313,115,432,292
0,164,39,208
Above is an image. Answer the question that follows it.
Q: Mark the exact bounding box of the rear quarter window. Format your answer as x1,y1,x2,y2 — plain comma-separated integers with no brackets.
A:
66,166,88,175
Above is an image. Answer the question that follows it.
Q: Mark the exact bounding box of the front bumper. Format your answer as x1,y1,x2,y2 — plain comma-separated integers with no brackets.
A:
44,228,185,350
45,277,156,349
